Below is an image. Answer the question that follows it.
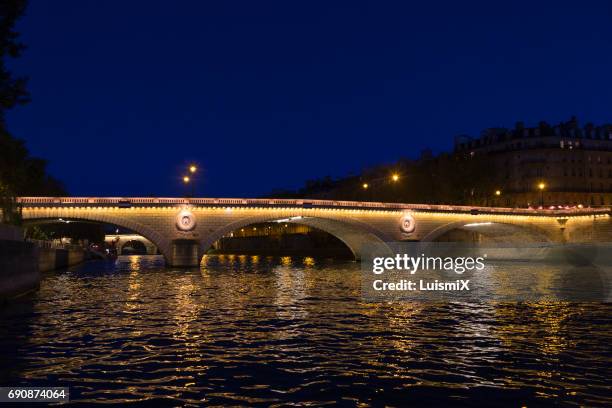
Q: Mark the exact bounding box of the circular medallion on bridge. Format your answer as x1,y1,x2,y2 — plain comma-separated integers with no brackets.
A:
176,209,197,231
400,213,416,234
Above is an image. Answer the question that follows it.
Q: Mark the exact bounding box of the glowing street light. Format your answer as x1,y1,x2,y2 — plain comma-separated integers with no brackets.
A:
391,173,399,182
538,182,546,206
362,183,369,190
184,164,198,196
495,190,501,196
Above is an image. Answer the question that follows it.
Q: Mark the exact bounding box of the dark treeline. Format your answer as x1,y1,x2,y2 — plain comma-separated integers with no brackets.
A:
269,152,497,206
27,222,105,243
0,1,65,225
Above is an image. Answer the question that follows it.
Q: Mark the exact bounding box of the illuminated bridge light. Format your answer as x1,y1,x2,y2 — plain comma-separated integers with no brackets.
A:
275,216,304,223
464,222,494,227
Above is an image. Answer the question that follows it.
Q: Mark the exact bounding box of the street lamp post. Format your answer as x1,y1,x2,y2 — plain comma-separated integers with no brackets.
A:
538,182,546,207
362,182,369,201
182,175,191,197
494,189,501,207
390,173,400,202
188,164,197,197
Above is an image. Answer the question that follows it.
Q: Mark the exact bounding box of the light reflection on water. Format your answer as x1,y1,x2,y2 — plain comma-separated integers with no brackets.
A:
0,255,610,406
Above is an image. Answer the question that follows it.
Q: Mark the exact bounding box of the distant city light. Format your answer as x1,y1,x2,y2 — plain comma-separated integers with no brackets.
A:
391,174,399,182
362,183,369,189
495,190,501,196
183,176,190,183
189,164,197,173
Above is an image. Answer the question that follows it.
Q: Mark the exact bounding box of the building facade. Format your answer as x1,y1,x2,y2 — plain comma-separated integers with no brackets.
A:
455,117,612,207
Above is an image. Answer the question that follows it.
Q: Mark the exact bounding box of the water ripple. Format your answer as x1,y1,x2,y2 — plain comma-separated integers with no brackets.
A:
0,255,610,406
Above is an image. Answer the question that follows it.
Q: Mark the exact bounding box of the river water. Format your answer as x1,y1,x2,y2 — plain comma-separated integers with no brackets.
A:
0,255,610,406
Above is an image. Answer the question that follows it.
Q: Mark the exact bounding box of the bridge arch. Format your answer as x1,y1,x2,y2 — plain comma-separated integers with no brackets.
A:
22,212,172,263
421,220,555,243
201,214,394,261
119,239,148,255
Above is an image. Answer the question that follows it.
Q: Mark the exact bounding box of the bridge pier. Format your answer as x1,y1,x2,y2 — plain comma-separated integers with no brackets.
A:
169,239,200,267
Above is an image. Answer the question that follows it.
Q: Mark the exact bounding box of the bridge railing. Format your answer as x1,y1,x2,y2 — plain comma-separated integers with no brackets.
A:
15,197,611,215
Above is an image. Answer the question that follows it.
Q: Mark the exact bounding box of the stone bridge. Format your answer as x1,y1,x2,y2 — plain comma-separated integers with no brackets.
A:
17,197,612,266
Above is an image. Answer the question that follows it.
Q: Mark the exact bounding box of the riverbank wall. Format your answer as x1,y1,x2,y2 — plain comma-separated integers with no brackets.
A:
1,225,88,302
0,225,39,301
36,242,86,273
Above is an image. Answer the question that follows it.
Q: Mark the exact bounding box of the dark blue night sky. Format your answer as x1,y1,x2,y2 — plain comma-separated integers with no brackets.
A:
6,1,612,197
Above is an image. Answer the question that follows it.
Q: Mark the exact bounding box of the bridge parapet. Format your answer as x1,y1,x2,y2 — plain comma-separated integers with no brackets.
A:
15,197,611,216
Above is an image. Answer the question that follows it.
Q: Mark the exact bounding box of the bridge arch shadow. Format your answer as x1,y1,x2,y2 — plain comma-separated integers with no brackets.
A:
201,215,394,262
119,239,148,255
421,220,554,243
23,216,172,264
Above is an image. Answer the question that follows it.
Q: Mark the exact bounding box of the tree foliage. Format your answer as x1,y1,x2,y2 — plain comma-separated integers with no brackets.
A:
27,222,105,244
0,1,66,225
269,153,500,206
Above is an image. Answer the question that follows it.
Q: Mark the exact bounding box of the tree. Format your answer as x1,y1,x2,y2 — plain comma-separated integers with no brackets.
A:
28,222,105,244
0,0,29,126
0,1,66,225
267,152,501,206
